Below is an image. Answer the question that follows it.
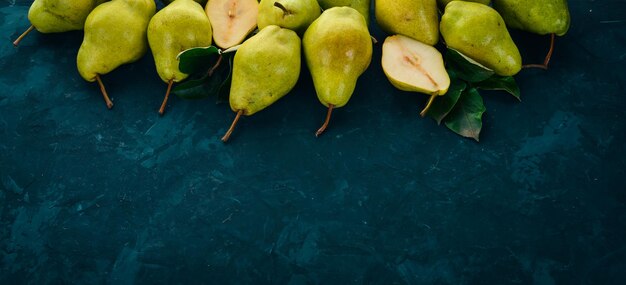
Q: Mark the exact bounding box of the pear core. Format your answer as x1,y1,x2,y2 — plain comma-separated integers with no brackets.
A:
382,35,450,95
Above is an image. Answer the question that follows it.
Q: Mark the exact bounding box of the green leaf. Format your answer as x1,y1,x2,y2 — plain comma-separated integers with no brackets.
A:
474,75,521,101
444,88,486,142
426,79,467,125
172,53,233,100
445,48,495,83
177,46,220,74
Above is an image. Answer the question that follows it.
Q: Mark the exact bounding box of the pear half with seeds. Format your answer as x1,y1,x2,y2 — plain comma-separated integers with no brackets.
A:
206,0,259,49
382,35,450,115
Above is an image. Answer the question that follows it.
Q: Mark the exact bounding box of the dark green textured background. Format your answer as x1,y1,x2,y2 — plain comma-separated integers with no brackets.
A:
1,0,625,284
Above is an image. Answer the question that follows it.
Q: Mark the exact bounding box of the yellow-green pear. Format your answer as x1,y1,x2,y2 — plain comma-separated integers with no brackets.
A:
76,0,156,109
13,0,108,46
206,0,259,49
257,0,321,35
493,0,570,69
440,1,522,76
437,0,490,10
303,7,372,137
382,35,450,116
375,0,439,46
316,0,370,25
493,0,570,36
221,25,301,142
148,0,213,115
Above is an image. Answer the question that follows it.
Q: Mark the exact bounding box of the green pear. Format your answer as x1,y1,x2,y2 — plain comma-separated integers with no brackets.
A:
303,7,372,136
316,0,370,25
493,0,569,69
161,0,207,6
493,0,570,36
437,0,490,10
13,0,107,46
440,1,522,76
221,25,301,142
376,0,439,46
148,0,213,115
257,0,321,35
77,0,156,109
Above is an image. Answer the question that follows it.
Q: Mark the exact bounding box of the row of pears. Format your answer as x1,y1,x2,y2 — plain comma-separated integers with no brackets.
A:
13,0,570,142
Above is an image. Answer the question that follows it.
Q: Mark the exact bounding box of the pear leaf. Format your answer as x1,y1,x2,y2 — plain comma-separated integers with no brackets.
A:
445,48,495,83
173,53,233,100
177,46,221,74
426,79,467,125
474,75,521,102
444,88,486,142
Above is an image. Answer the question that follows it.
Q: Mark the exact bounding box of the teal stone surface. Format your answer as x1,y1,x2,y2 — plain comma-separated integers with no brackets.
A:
1,0,626,284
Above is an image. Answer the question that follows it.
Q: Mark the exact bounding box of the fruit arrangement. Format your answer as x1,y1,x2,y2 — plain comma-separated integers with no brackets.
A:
12,0,570,142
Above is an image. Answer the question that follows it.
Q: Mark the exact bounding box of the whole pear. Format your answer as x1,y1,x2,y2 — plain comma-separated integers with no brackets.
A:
148,0,213,115
13,0,107,46
77,0,156,109
493,0,570,36
437,0,490,10
316,0,370,25
222,25,301,142
376,0,439,45
303,7,372,136
440,1,522,76
257,0,321,35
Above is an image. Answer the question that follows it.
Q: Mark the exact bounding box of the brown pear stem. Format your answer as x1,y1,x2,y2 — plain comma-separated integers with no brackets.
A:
371,36,378,44
316,104,334,137
420,94,437,117
222,110,243,143
159,79,174,116
13,25,34,47
95,74,113,109
273,2,290,15
523,33,556,70
207,54,223,77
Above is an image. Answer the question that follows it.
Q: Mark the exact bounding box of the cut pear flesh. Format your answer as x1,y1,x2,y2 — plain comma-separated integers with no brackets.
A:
206,0,259,49
382,35,450,95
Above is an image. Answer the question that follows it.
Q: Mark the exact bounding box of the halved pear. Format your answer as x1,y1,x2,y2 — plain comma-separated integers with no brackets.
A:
382,35,450,96
206,0,259,49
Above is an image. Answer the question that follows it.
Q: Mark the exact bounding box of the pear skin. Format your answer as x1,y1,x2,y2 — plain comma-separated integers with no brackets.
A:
316,0,370,25
376,0,439,46
303,7,372,136
77,0,156,108
440,1,522,76
13,0,107,46
257,0,321,35
493,0,570,36
222,25,301,142
437,0,490,10
148,0,213,115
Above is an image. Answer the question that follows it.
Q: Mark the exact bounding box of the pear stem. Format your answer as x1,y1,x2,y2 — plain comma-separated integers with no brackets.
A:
208,54,223,77
159,79,174,116
273,2,290,15
523,33,556,70
13,25,34,47
222,110,243,143
316,104,334,137
420,94,437,117
95,74,113,109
